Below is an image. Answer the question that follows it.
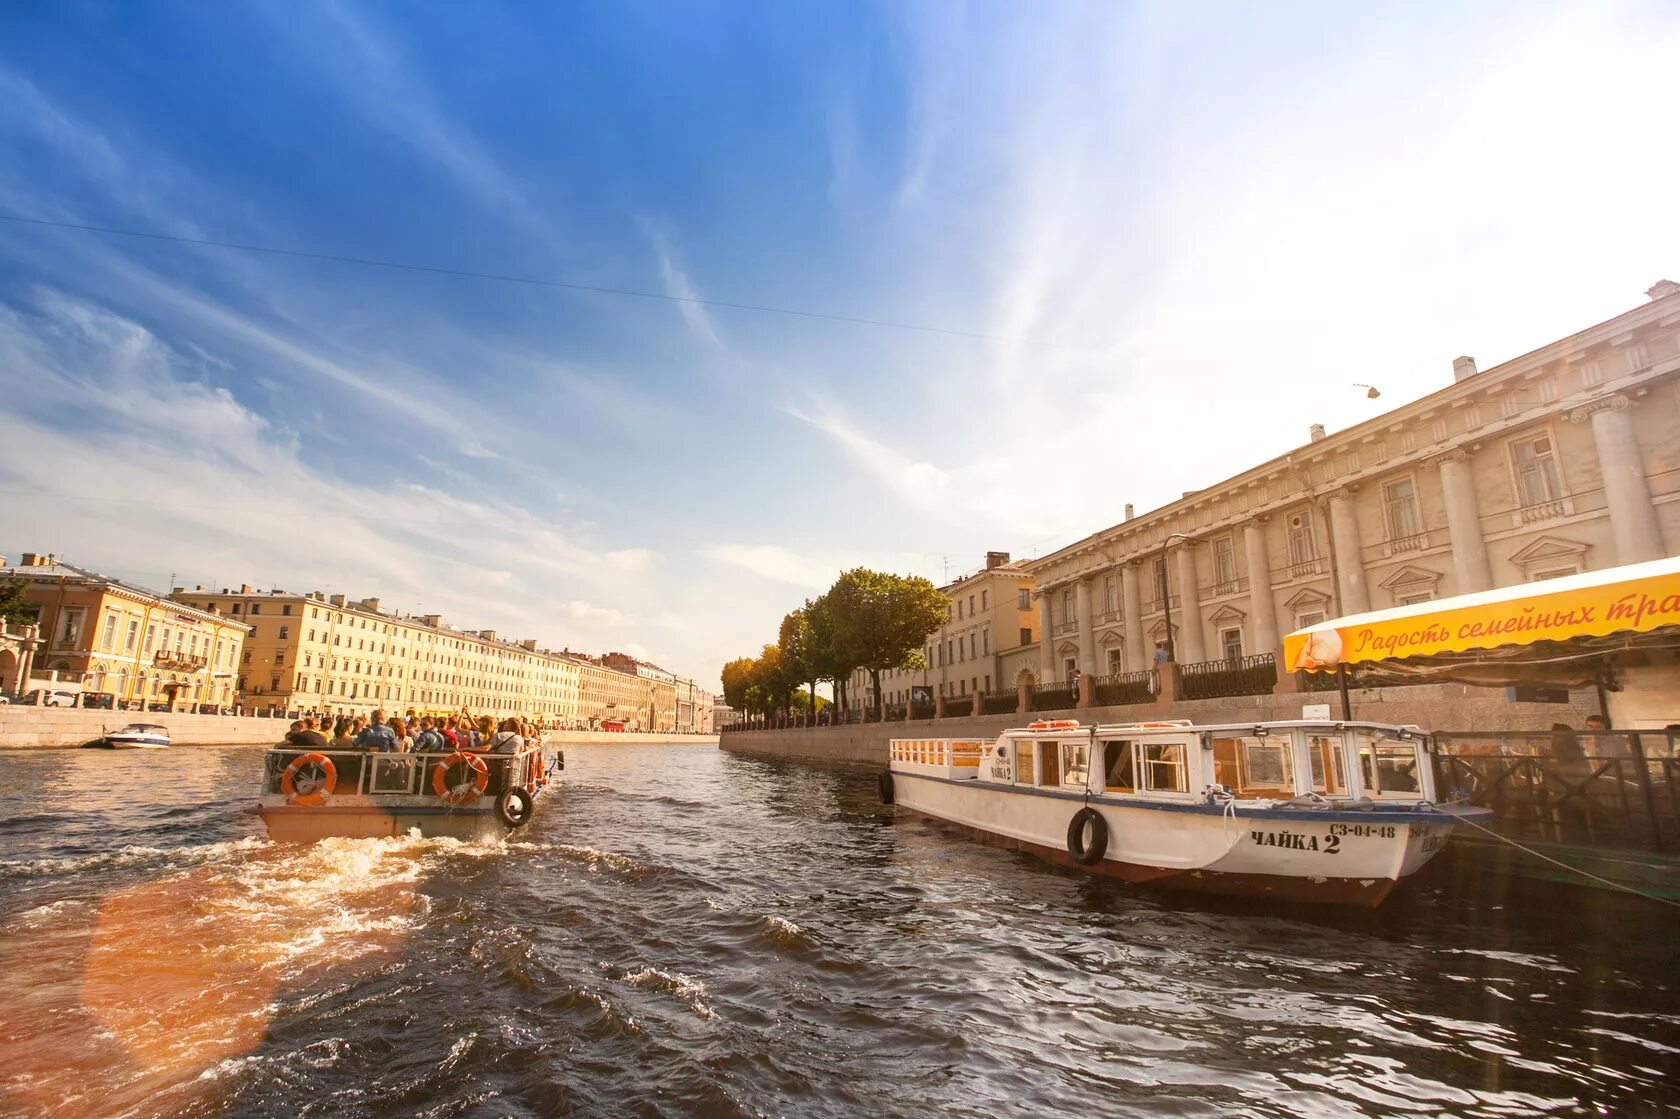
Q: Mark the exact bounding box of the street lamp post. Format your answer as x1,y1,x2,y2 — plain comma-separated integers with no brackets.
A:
1158,533,1193,664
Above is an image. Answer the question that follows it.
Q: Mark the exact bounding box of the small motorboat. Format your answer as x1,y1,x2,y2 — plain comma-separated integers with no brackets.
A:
101,723,172,749
248,743,553,841
883,718,1493,907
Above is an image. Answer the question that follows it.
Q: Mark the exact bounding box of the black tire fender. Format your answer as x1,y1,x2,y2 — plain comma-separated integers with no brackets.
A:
496,786,535,828
877,770,895,805
1066,807,1108,865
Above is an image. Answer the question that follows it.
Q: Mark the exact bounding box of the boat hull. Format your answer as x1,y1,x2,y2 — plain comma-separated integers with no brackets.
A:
107,738,170,749
250,803,518,842
893,771,1461,907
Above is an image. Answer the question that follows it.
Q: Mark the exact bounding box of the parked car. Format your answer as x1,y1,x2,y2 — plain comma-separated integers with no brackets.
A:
23,688,79,707
81,692,117,710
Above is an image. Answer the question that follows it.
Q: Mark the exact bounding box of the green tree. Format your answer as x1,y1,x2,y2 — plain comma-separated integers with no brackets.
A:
777,608,812,719
720,656,757,712
0,580,36,626
825,568,949,719
805,592,854,715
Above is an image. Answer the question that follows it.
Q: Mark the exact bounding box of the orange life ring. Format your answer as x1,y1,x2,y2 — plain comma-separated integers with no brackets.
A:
433,751,489,806
1028,719,1081,732
281,752,337,806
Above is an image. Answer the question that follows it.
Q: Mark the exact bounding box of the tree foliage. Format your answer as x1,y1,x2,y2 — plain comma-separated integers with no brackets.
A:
723,567,947,721
0,580,36,627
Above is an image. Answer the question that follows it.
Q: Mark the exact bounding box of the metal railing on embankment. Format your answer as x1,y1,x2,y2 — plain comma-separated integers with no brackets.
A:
1433,730,1680,854
1091,670,1155,707
1029,682,1075,712
1180,654,1276,700
940,695,973,718
979,690,1018,715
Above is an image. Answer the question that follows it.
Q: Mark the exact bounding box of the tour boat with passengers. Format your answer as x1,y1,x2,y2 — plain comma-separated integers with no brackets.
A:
882,719,1492,906
250,742,553,841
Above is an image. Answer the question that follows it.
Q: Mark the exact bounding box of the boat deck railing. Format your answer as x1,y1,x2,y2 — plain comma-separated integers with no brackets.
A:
262,746,544,801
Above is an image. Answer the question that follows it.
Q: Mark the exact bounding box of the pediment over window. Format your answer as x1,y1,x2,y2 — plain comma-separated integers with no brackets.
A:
1208,604,1246,624
1146,619,1180,639
1056,640,1080,657
1508,535,1589,566
1379,564,1443,591
1283,586,1332,611
1097,630,1124,647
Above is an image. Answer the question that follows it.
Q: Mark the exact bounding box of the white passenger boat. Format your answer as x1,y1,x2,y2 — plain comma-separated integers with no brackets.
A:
883,719,1492,907
249,745,552,841
100,723,172,749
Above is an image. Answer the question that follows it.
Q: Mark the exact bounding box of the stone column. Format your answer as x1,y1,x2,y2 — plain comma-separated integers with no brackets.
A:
1075,578,1097,677
1121,563,1145,673
1037,591,1055,683
1436,450,1492,593
1580,396,1665,564
1174,545,1206,663
1326,488,1370,615
1243,519,1279,654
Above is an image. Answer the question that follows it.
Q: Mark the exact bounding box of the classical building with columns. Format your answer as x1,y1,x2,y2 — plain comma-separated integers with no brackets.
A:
1022,280,1680,685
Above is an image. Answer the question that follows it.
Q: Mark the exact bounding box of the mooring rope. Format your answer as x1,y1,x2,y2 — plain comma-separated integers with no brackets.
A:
1448,810,1680,910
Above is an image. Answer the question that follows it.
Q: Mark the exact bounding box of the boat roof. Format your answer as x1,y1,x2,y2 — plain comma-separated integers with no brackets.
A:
118,723,168,732
996,719,1424,736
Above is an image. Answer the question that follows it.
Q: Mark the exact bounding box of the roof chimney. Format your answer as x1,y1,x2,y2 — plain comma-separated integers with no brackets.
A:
520,639,538,651
1124,503,1134,521
1452,356,1478,382
1309,423,1327,442
329,594,346,607
361,597,381,613
985,551,1010,570
480,630,498,642
19,552,42,567
1648,279,1680,301
240,584,253,594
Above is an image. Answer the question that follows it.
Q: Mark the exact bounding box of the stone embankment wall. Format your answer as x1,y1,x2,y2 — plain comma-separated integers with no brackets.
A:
0,707,292,749
719,683,1601,768
551,732,719,746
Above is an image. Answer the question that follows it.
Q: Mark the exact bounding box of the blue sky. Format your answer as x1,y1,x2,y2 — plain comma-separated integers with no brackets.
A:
1,1,1676,687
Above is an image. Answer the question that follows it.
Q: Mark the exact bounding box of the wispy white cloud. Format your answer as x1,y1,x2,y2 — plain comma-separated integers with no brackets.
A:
699,543,836,590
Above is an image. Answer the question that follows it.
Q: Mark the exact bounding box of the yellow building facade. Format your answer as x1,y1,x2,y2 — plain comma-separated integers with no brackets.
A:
2,554,248,709
165,586,641,726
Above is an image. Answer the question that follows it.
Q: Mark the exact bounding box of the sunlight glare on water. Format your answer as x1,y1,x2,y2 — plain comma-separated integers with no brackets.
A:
0,741,1675,1118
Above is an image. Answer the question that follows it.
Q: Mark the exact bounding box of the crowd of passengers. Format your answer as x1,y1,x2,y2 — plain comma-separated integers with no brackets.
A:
282,708,538,754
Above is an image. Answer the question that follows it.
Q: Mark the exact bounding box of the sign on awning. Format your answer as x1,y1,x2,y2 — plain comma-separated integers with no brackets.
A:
1283,555,1680,670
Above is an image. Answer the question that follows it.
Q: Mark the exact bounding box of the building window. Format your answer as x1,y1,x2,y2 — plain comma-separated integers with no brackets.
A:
56,607,85,647
124,619,139,654
1287,512,1317,567
1296,610,1326,630
982,630,990,655
954,600,961,620
143,623,155,653
1212,537,1237,591
231,603,241,614
1509,434,1562,507
278,626,290,640
1106,648,1123,673
1530,566,1580,582
1020,627,1032,646
99,612,117,650
981,590,989,610
1221,628,1243,661
1018,588,1031,610
274,652,286,666
1064,657,1077,679
1151,558,1168,604
1397,591,1433,605
1384,478,1422,542
282,604,292,616
1103,576,1118,614
250,604,262,615
1062,587,1076,627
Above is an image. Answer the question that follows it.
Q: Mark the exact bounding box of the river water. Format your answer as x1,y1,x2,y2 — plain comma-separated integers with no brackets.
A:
0,741,1675,1119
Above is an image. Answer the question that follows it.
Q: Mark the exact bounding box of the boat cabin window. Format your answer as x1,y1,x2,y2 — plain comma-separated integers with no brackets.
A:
1101,740,1135,793
1307,735,1347,795
1061,742,1089,788
1356,734,1422,799
1211,734,1295,797
1142,741,1189,794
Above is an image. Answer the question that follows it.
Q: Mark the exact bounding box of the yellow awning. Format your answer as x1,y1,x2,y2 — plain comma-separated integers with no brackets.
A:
1283,555,1680,670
